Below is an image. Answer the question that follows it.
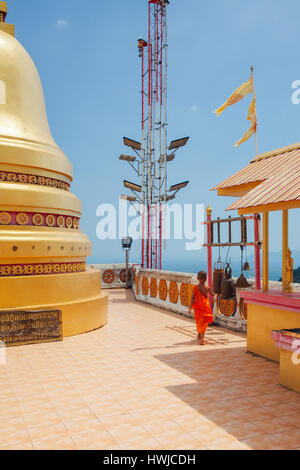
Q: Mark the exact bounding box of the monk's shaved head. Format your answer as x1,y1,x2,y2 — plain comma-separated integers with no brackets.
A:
197,271,207,282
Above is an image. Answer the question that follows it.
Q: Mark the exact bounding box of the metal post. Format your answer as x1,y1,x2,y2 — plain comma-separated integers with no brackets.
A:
121,1,189,271
141,45,145,268
206,206,213,310
126,249,129,288
282,209,288,292
263,212,269,291
254,214,261,290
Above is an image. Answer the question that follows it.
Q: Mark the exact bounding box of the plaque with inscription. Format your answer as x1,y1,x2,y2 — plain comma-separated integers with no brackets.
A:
0,310,63,347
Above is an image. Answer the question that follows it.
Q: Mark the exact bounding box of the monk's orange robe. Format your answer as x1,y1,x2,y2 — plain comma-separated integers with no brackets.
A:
192,286,213,334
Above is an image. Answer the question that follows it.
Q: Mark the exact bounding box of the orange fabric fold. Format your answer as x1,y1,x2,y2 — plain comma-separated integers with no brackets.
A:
192,286,213,335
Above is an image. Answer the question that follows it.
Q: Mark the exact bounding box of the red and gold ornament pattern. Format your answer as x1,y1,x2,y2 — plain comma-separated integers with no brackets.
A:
56,216,65,228
102,270,115,285
180,283,193,307
16,213,29,225
0,170,70,191
150,278,158,298
66,217,73,229
217,296,237,317
159,279,168,301
32,214,44,226
0,212,12,225
0,262,86,277
119,269,127,283
142,277,149,296
169,281,179,304
45,214,55,227
239,298,248,320
0,211,80,229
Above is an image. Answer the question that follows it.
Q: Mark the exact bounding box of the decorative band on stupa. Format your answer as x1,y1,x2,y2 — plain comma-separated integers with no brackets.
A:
0,211,80,229
0,170,71,191
0,262,86,277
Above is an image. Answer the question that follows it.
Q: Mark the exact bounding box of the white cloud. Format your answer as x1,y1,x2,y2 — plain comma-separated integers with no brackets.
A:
56,19,68,27
189,104,199,112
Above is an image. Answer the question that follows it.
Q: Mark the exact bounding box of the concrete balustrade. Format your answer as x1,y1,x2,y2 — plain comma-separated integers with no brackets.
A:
89,265,300,334
133,267,248,332
91,264,134,289
133,267,197,316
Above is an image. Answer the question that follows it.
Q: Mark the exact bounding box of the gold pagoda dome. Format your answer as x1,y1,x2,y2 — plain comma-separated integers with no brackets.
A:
0,23,72,178
0,2,107,337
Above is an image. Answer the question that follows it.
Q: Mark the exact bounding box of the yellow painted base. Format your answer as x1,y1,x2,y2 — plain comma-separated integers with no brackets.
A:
279,350,300,393
0,269,108,337
247,303,300,362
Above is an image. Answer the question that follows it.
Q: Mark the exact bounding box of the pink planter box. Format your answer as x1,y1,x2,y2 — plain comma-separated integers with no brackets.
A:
272,329,300,352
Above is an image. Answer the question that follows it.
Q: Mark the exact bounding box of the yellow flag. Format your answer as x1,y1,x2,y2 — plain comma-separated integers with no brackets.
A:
234,123,256,148
247,96,256,125
215,77,254,117
234,96,257,148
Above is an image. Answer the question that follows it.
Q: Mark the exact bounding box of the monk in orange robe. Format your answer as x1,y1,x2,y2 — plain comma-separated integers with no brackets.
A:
188,271,213,345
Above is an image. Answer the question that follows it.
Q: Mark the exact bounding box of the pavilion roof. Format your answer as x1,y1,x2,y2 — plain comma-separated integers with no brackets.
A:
212,143,300,213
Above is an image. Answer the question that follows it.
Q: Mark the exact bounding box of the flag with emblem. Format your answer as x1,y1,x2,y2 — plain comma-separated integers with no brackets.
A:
215,77,254,117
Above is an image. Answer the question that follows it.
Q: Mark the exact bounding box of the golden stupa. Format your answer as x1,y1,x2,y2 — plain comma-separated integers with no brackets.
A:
0,2,107,336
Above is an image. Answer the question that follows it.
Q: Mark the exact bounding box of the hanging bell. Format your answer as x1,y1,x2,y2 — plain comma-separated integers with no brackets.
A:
213,260,225,295
236,274,252,289
242,261,251,272
221,265,236,299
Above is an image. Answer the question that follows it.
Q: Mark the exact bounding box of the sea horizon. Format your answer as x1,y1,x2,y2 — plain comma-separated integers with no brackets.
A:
88,257,289,282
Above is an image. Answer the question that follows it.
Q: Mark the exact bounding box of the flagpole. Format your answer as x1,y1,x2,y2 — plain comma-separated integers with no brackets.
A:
251,65,259,156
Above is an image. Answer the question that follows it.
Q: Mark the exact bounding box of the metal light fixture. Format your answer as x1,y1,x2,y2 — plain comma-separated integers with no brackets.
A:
169,181,189,192
159,154,175,163
121,237,133,250
123,137,141,151
120,195,137,202
159,194,175,202
168,137,189,150
119,154,136,163
123,180,142,192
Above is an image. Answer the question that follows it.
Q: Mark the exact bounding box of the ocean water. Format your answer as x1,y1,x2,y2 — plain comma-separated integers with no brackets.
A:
162,259,282,281
89,256,284,282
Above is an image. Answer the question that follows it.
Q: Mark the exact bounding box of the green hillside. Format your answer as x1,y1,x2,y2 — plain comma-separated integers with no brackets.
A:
279,266,300,283
294,267,300,283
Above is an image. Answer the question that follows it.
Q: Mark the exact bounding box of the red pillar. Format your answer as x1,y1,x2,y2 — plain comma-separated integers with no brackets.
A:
206,206,213,310
254,214,261,290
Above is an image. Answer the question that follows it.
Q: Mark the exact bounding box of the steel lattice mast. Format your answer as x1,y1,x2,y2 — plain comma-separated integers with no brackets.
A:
120,0,189,270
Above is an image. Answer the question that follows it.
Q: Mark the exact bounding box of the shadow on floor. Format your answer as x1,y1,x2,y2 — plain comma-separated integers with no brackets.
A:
132,324,245,352
152,347,299,449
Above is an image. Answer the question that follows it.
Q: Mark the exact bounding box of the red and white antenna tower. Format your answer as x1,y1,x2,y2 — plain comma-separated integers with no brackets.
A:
120,0,189,270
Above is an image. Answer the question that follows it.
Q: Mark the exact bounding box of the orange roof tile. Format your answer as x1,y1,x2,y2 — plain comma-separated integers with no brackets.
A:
212,143,300,211
212,144,300,190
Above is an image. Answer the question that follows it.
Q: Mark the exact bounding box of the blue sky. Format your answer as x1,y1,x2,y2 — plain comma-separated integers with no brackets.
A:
8,0,300,270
